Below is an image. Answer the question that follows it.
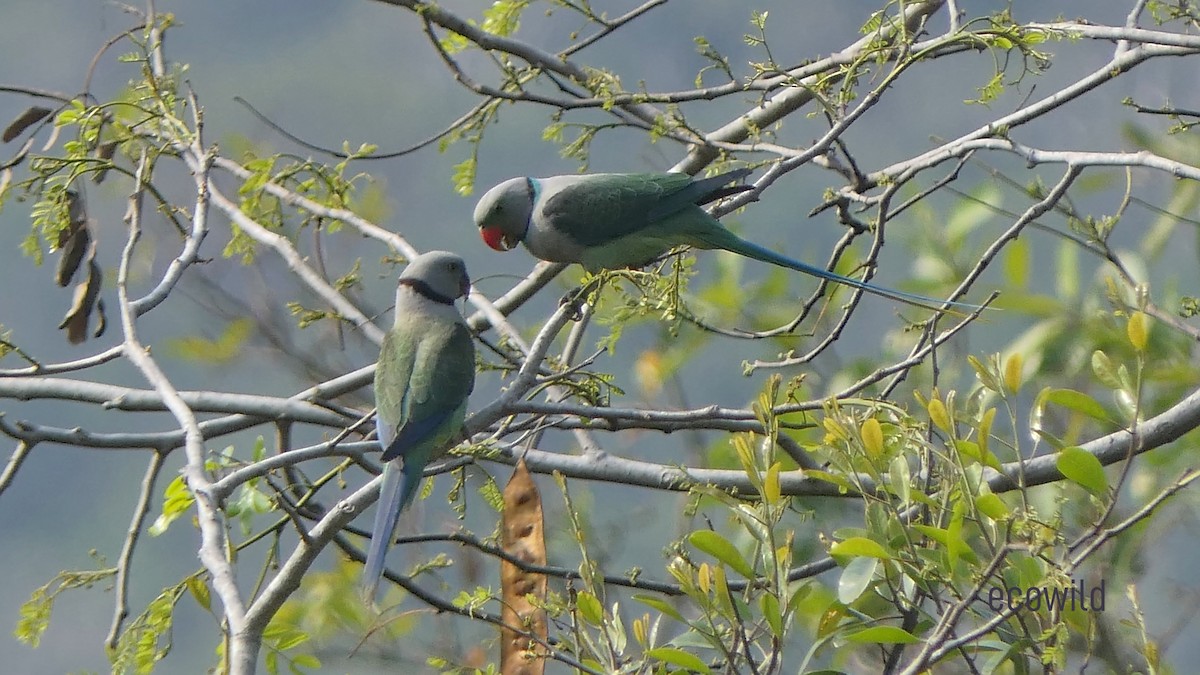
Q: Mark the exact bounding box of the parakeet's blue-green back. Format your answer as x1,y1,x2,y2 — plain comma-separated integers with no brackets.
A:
363,251,475,602
539,172,714,247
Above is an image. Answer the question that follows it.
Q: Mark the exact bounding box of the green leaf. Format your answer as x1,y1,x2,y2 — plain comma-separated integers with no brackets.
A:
787,582,813,615
978,407,995,459
1127,311,1149,352
689,530,755,578
887,454,910,506
1003,353,1023,393
633,594,685,623
541,121,565,143
150,475,195,536
670,629,722,651
273,629,309,651
969,355,1002,393
438,31,470,55
186,577,211,611
1113,387,1137,421
953,440,1002,471
1057,238,1079,299
1045,388,1114,424
762,461,781,505
837,556,877,604
760,593,783,637
165,318,254,364
803,469,857,493
478,477,504,512
647,647,712,674
290,654,321,672
1004,237,1030,289
14,587,52,647
607,604,627,653
1029,387,1064,450
1091,350,1121,389
1056,447,1108,496
860,418,884,458
451,156,476,196
846,625,921,644
830,536,891,560
927,398,951,432
481,0,527,37
947,499,966,568
912,524,949,546
975,493,1010,521
576,590,604,626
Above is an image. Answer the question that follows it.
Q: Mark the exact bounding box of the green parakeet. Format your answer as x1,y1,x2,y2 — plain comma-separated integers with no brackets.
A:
474,168,980,311
362,251,476,601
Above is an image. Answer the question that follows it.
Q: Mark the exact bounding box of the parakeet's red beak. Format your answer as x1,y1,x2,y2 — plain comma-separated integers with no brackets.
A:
481,226,516,252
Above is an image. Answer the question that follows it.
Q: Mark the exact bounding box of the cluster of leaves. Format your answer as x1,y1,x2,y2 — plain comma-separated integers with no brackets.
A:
229,142,384,263
559,306,1171,673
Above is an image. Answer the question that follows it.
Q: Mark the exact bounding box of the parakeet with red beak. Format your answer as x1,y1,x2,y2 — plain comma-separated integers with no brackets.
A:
473,168,979,311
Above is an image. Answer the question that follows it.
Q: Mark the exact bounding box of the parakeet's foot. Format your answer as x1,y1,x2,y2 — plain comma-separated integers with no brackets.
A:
559,285,588,321
559,272,610,319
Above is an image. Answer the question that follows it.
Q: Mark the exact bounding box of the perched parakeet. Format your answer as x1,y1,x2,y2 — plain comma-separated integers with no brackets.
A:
473,168,980,311
362,251,476,601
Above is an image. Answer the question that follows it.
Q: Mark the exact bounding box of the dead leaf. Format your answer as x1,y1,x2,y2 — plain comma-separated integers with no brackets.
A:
93,140,118,184
93,298,107,339
2,106,52,143
55,191,90,287
58,253,102,345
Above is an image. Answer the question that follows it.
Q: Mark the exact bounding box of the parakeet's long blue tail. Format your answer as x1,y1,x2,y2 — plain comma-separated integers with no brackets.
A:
714,232,984,313
361,460,424,602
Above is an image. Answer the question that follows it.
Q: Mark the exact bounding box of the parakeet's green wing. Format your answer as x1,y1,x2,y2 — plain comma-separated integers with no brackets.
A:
405,321,475,425
374,320,474,459
374,328,417,440
376,320,473,526
541,173,700,248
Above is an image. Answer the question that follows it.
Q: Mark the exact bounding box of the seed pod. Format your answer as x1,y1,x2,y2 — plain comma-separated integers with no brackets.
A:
500,459,547,675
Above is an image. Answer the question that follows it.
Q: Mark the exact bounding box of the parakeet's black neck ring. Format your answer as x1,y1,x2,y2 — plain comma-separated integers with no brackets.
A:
398,278,456,305
522,177,539,238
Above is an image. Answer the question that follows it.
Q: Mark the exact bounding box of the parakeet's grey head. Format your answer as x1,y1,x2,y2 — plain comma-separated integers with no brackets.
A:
473,177,535,252
399,250,471,303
